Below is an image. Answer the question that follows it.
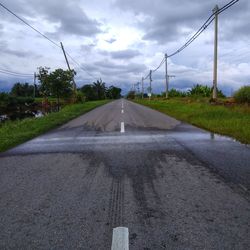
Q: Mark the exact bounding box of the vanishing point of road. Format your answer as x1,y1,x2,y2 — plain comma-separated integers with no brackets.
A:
0,99,250,249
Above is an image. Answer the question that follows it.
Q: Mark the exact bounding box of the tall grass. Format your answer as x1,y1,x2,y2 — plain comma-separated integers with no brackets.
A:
234,86,250,103
135,98,250,144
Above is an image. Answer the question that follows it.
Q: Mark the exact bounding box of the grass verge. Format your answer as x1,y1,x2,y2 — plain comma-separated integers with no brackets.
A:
134,98,250,144
0,100,110,152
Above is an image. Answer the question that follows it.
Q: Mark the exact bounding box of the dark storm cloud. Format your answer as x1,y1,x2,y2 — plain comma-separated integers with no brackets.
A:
114,0,250,44
0,0,102,37
81,43,96,53
110,49,141,59
97,49,141,60
105,38,116,43
0,40,33,58
82,60,146,76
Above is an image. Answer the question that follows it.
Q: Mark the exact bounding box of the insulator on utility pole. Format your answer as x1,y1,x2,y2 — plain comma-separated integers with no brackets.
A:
212,5,219,100
141,77,144,99
165,53,168,99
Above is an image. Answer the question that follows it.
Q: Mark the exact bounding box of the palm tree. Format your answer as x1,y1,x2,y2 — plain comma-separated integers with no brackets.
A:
93,79,107,100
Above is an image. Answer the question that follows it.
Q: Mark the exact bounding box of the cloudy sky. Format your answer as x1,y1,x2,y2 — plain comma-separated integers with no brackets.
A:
0,0,249,95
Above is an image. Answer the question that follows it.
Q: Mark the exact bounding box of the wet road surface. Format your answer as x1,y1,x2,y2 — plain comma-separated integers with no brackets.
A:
0,99,250,249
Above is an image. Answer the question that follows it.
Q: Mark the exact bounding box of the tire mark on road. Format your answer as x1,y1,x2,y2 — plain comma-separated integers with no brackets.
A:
108,178,124,229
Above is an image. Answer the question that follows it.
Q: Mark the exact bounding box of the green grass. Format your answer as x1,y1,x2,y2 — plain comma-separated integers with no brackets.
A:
134,98,250,144
0,100,110,152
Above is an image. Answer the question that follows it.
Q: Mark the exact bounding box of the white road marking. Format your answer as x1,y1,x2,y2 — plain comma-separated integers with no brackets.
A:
111,227,129,250
121,122,125,133
121,109,124,114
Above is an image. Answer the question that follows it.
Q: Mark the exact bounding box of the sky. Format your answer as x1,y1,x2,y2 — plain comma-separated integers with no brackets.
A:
0,0,249,95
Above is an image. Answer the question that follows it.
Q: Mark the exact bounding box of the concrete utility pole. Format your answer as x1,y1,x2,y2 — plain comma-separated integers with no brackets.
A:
149,70,152,100
141,77,144,99
60,42,76,93
212,5,219,100
167,75,176,92
137,82,140,94
165,53,168,99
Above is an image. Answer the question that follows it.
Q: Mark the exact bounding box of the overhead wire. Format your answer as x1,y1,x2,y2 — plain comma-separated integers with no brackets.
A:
0,68,33,76
0,2,97,80
168,0,239,58
142,0,239,82
0,2,60,49
0,70,33,77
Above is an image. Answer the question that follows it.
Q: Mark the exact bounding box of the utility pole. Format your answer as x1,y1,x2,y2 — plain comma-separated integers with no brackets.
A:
60,42,76,93
149,70,152,100
141,77,144,99
136,82,140,94
165,53,168,99
212,5,219,100
167,75,176,93
33,72,36,98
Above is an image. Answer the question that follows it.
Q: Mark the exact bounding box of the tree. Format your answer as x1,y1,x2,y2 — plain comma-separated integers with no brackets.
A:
10,82,34,97
93,79,107,100
80,84,97,101
46,68,75,109
37,66,50,97
106,86,121,99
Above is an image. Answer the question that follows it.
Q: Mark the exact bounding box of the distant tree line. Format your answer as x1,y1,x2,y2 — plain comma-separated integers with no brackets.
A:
79,79,121,101
128,84,226,99
1,67,122,108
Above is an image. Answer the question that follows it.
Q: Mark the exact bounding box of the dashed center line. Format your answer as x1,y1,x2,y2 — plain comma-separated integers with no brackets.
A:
121,122,125,133
121,109,124,114
111,227,129,250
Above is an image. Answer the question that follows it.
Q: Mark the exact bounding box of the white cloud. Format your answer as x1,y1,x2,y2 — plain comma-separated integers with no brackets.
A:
0,0,249,95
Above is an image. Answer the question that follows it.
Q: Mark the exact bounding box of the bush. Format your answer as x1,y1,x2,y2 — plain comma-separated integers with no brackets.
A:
234,86,250,103
188,84,225,98
166,88,187,97
127,91,136,99
75,91,86,103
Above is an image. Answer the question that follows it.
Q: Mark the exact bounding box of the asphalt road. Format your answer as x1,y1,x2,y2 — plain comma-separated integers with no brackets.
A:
0,99,250,249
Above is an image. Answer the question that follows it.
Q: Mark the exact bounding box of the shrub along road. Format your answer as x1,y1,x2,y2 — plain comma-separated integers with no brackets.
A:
0,99,249,249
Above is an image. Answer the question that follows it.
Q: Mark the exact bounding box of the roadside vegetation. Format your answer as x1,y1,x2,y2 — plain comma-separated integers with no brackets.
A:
0,66,121,152
132,84,250,144
234,86,250,103
0,67,121,121
0,100,109,152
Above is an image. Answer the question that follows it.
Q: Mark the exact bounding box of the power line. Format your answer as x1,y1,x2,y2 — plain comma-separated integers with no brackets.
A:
152,57,166,73
0,2,60,49
168,0,239,58
141,0,239,82
0,68,33,76
65,52,97,79
0,69,33,77
0,69,33,76
168,14,215,58
143,71,151,80
0,2,98,80
218,0,239,14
